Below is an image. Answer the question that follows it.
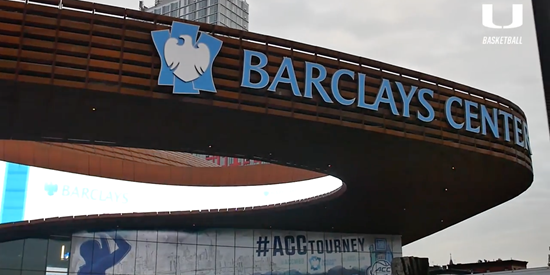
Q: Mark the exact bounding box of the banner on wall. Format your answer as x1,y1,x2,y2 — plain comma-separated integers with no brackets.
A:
69,229,401,275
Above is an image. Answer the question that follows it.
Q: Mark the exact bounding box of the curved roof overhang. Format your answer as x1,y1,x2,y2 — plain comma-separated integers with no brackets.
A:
0,0,534,245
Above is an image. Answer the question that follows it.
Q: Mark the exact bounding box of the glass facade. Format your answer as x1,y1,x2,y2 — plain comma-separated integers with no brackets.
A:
0,236,71,275
0,229,402,275
148,0,249,31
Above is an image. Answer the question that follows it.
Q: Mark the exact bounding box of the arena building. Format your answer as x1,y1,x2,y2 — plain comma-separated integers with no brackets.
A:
0,0,534,275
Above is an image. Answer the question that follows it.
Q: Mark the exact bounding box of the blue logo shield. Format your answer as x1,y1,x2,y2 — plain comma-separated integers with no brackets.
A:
44,183,58,196
151,21,223,94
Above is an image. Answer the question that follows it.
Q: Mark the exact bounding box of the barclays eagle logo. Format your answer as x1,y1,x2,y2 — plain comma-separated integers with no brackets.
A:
151,21,223,95
309,256,322,271
44,183,58,196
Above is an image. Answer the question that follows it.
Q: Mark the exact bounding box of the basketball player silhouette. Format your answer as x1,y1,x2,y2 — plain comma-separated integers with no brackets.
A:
77,231,131,275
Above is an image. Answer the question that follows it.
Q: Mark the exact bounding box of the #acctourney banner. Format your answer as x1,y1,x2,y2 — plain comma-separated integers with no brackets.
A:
69,229,401,275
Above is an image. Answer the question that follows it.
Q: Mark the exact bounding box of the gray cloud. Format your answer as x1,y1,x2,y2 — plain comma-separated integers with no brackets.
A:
107,0,550,267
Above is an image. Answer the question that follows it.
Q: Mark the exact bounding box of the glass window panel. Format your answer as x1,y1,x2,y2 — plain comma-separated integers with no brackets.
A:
73,231,93,238
196,270,215,275
158,231,178,244
197,230,216,246
157,243,177,274
112,238,136,275
116,230,137,242
47,238,72,269
0,239,24,269
371,238,393,262
391,236,402,253
215,246,234,271
252,230,272,275
46,268,68,274
0,269,20,275
215,229,234,247
198,0,207,8
21,271,44,275
198,9,206,17
178,232,197,245
135,241,157,275
137,230,158,242
271,251,289,275
22,239,48,271
92,234,116,275
196,245,215,270
208,14,217,24
235,229,253,248
68,236,91,274
342,251,359,271
234,247,252,275
359,252,371,273
176,243,197,275
324,232,343,273
171,2,179,17
306,233,324,275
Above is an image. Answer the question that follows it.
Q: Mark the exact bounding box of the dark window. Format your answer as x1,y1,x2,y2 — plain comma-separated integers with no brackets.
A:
198,0,207,8
21,239,48,271
46,238,71,269
0,240,24,269
0,269,20,275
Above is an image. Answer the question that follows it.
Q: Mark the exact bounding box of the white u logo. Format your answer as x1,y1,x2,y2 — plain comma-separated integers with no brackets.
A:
482,4,523,29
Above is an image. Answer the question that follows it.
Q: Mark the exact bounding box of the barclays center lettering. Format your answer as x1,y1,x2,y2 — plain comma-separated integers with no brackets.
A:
240,50,531,153
69,229,401,275
58,184,129,203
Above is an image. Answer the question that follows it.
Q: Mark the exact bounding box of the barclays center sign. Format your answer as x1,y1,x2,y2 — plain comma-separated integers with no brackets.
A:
151,22,531,154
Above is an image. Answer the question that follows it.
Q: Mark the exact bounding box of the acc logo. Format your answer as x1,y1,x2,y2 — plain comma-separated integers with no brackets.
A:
151,21,223,94
44,183,58,196
309,256,322,271
367,238,393,275
369,261,391,275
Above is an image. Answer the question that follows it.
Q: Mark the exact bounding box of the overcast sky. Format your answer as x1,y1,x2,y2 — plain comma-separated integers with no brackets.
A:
100,0,549,267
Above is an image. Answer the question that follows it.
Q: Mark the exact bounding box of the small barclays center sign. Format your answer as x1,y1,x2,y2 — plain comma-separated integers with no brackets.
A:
151,21,531,153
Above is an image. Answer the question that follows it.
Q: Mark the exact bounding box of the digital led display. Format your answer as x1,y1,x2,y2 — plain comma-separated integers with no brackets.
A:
0,161,342,224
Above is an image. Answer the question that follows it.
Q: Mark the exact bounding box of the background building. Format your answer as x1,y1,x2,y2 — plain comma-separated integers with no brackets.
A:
431,259,528,274
141,0,249,30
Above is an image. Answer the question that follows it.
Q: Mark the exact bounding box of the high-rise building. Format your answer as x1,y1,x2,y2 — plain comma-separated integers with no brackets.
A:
141,0,249,31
